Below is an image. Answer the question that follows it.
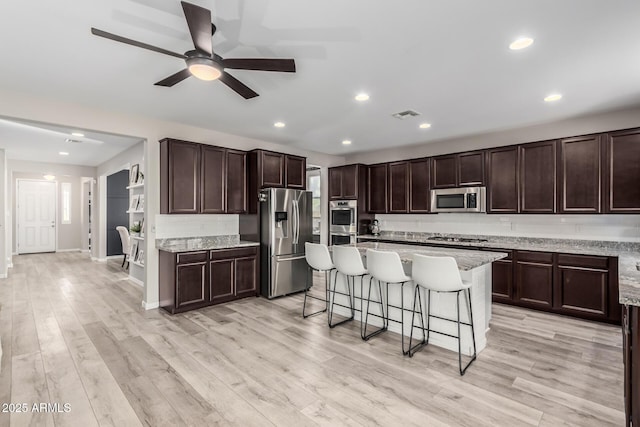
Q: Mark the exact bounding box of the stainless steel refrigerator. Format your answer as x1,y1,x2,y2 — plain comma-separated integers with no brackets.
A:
260,188,313,298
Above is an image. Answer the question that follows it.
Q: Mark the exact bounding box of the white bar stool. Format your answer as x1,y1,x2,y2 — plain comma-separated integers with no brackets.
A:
303,242,333,319
331,246,366,328
409,254,477,375
365,249,416,355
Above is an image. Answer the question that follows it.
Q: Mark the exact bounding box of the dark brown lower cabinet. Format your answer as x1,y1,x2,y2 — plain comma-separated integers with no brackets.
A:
492,250,621,324
160,247,259,314
623,305,639,426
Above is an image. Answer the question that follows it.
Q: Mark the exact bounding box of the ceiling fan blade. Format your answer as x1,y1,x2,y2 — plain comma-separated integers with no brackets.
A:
154,69,192,87
222,58,296,73
91,28,185,59
181,1,213,55
219,72,259,99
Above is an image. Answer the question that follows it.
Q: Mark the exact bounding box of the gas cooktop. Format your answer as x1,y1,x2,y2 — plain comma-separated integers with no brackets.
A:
427,236,489,244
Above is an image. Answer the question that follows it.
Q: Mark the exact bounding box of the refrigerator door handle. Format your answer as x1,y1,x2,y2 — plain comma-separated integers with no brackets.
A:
276,254,306,261
292,199,299,245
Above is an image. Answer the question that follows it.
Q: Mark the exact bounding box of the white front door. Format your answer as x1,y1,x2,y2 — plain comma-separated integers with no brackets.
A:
17,180,56,254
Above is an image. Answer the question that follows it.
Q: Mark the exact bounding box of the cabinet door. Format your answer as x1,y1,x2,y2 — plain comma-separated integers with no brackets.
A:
200,145,226,214
492,258,513,302
260,151,285,188
605,129,640,213
388,161,409,213
431,155,457,188
235,256,258,298
285,155,306,189
519,140,557,213
458,151,485,186
176,262,208,308
167,140,200,214
226,150,247,213
515,252,553,308
555,266,607,318
328,167,343,199
367,164,388,213
559,136,602,213
210,259,235,304
341,164,359,199
487,147,519,213
409,158,430,213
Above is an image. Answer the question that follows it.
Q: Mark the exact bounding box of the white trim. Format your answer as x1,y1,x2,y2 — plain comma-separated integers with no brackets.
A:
93,257,107,263
130,260,144,268
106,254,123,260
80,249,91,254
7,263,13,269
56,248,81,253
0,273,6,279
127,275,144,287
142,300,159,310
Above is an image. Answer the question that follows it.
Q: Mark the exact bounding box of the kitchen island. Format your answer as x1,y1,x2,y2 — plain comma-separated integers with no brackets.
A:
328,242,507,356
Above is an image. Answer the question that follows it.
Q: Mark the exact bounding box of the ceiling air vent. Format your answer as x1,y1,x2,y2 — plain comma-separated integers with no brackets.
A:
65,138,83,143
391,109,421,120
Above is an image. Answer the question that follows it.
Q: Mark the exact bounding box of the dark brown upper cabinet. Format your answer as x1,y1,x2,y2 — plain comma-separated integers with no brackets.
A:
256,150,285,188
226,149,248,213
161,139,247,214
388,161,409,213
487,146,519,213
285,155,306,189
519,140,557,213
604,128,640,213
559,135,602,213
161,139,200,214
368,163,388,213
409,158,431,213
432,151,484,189
329,164,362,200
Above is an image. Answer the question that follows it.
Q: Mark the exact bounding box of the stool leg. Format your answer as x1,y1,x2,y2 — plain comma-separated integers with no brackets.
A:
303,267,327,319
362,277,387,341
400,282,408,355
457,289,477,376
408,284,427,357
328,270,354,328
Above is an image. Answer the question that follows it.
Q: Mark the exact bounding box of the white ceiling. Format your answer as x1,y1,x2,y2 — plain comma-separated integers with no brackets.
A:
0,118,142,166
0,0,639,156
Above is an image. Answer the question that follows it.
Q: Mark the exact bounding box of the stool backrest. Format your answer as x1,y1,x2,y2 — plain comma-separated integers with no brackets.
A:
366,249,407,283
305,242,334,271
412,254,463,292
333,246,367,276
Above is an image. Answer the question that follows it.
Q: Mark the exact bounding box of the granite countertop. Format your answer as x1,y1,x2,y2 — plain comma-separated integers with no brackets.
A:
358,231,640,306
340,241,507,271
156,235,259,253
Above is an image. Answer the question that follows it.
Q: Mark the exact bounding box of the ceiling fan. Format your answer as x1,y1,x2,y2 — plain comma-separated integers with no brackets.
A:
91,1,296,99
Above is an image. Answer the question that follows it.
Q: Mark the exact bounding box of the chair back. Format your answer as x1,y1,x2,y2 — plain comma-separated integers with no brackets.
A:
305,242,334,271
366,249,409,283
333,246,367,276
116,226,130,255
412,254,464,292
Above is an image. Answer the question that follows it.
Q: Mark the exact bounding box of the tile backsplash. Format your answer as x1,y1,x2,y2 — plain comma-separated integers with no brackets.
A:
155,214,239,239
376,214,640,242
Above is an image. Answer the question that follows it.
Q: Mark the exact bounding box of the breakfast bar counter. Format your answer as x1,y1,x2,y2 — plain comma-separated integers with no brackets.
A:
328,242,507,356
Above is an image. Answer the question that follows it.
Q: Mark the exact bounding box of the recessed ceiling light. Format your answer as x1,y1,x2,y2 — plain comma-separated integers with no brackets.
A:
355,93,370,101
43,174,56,181
419,123,432,129
509,37,534,50
342,140,352,145
71,132,84,137
544,93,563,102
274,122,285,128
59,151,69,156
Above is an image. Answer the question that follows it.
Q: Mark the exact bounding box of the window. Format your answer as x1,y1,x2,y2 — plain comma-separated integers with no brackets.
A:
61,182,71,224
307,172,321,235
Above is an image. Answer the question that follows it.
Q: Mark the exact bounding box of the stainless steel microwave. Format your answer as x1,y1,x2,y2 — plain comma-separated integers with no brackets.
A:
430,187,486,213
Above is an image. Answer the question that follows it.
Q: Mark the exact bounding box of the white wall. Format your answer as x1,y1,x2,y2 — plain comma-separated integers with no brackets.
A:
376,213,640,242
0,88,345,309
0,150,6,277
345,106,640,165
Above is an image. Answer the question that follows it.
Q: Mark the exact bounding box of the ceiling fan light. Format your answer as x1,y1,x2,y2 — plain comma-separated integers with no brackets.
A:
186,57,222,81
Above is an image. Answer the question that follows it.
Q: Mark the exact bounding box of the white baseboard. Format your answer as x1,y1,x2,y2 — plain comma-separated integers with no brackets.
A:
106,255,123,260
7,263,13,269
142,301,159,310
0,273,6,279
92,257,107,263
56,248,81,253
128,275,144,287
80,249,91,254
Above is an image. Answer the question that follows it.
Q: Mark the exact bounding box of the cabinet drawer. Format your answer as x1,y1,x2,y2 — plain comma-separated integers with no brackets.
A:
210,247,258,260
516,251,553,264
557,254,608,270
176,251,208,264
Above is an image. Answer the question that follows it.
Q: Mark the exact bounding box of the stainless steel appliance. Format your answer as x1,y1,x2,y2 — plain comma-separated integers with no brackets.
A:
329,200,358,245
430,187,486,213
260,188,313,298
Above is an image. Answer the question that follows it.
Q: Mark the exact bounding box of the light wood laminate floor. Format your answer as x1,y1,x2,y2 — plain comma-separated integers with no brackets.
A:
0,252,625,426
